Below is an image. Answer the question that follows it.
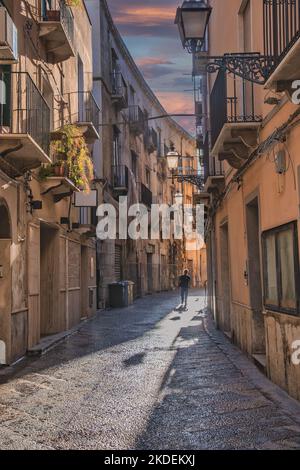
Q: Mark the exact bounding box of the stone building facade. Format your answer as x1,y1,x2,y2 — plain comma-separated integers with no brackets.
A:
0,0,202,365
0,0,98,364
86,0,201,305
196,0,300,401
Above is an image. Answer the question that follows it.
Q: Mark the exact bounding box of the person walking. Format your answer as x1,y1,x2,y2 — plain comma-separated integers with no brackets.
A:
179,269,191,309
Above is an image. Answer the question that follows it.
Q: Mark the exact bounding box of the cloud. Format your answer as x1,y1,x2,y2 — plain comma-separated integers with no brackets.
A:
106,0,195,133
136,58,174,66
107,1,179,37
155,91,196,133
135,57,178,79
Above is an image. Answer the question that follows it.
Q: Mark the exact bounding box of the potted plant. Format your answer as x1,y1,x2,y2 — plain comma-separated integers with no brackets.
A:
53,160,66,177
65,0,82,6
45,9,60,22
51,124,94,192
39,165,54,181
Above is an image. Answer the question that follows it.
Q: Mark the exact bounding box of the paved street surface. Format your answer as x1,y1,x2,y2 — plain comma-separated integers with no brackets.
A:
1,290,300,450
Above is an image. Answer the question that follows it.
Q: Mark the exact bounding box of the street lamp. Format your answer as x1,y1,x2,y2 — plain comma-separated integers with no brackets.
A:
166,148,204,189
166,149,180,172
175,1,211,54
175,2,274,84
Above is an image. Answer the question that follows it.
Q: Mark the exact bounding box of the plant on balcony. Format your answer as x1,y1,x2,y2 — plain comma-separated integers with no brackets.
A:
51,124,94,192
65,0,81,7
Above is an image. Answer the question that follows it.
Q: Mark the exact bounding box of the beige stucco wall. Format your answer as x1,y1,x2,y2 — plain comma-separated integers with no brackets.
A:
205,0,300,400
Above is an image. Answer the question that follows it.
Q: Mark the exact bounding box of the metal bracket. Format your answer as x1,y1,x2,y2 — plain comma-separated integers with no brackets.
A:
53,191,73,203
201,53,275,85
175,174,205,190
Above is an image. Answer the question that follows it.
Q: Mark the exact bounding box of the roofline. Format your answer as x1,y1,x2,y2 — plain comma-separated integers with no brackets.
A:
101,0,195,143
82,1,92,26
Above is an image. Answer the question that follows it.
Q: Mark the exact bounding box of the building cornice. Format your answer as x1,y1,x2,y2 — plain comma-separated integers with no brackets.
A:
101,0,195,143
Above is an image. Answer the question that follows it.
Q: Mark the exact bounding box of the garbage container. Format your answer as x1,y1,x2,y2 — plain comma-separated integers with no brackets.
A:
109,281,135,308
127,281,134,305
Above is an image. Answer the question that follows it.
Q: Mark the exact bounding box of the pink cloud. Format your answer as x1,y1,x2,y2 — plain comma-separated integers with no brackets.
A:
155,91,195,134
136,57,174,67
114,7,175,26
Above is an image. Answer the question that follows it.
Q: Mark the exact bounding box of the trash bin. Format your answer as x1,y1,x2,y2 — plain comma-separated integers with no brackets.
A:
127,281,134,306
109,281,135,308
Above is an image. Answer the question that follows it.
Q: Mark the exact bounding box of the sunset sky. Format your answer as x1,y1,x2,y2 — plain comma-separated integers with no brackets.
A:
106,0,195,133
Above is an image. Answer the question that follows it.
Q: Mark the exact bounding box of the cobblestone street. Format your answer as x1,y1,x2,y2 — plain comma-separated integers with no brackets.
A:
0,290,300,450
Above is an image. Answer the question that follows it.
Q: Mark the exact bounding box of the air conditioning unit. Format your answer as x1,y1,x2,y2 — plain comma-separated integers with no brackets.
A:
0,7,18,62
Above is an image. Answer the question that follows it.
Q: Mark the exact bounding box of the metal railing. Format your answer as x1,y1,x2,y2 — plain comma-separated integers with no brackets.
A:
111,71,128,105
210,70,262,148
0,70,50,154
129,105,145,135
59,91,100,131
144,127,158,153
112,165,129,190
40,0,74,47
264,0,300,66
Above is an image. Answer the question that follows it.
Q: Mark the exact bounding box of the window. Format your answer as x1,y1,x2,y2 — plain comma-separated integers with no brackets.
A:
129,85,135,106
111,49,119,74
113,126,121,166
131,150,138,180
157,128,162,157
145,168,151,188
262,222,300,314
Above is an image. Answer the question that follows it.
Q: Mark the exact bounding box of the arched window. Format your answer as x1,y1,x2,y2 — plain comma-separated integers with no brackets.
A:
0,203,11,239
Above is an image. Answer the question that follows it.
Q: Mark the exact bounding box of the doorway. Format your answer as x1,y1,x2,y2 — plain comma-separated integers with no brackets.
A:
0,201,11,364
40,223,60,336
147,253,153,293
81,245,88,319
246,197,265,355
220,222,231,333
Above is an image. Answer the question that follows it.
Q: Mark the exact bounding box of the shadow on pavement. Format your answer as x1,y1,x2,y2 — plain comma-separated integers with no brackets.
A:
134,310,299,450
0,290,205,387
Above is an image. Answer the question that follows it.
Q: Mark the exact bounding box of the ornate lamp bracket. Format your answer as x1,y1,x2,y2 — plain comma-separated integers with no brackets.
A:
204,53,275,85
175,174,205,190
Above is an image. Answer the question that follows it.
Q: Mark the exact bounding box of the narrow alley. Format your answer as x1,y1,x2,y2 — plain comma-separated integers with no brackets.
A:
0,291,300,450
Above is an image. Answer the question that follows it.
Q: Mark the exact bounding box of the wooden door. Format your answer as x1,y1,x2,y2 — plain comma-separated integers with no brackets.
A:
27,222,40,348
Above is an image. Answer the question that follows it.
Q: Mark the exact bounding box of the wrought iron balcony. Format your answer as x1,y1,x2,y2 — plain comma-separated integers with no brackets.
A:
112,165,129,195
264,0,300,89
210,70,262,169
144,127,158,153
128,105,145,136
54,91,100,143
111,71,128,109
0,70,51,176
38,0,75,64
202,132,224,186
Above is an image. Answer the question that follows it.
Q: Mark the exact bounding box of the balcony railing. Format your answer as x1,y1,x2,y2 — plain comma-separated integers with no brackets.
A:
129,105,145,135
202,132,224,183
0,70,50,156
144,127,158,153
210,70,262,149
264,0,300,67
111,71,128,109
77,91,100,133
57,91,100,142
112,165,129,192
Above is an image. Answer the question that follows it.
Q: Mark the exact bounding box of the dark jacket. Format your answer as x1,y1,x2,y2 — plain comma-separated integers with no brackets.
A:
179,275,191,288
